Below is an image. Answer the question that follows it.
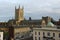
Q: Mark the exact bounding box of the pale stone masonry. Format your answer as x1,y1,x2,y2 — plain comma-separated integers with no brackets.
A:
33,17,60,40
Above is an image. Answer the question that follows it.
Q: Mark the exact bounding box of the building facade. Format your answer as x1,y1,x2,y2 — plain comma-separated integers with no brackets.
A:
33,26,60,40
33,17,60,40
0,32,3,40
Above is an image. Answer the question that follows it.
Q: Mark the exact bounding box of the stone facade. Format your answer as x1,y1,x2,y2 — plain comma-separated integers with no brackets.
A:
15,6,24,23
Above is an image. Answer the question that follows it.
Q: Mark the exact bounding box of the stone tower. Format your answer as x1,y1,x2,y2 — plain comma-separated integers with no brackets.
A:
15,6,24,22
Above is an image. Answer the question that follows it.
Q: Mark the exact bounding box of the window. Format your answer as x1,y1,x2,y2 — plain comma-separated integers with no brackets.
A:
39,37,40,40
59,33,60,38
35,37,37,40
53,39,55,40
53,33,55,37
35,32,37,35
47,32,50,36
38,32,40,35
43,32,45,36
0,35,1,37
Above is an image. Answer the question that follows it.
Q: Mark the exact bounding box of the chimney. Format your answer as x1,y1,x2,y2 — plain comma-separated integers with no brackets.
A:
29,17,31,21
59,19,60,22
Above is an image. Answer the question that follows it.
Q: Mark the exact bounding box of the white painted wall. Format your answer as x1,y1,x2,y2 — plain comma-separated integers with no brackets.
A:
0,32,3,40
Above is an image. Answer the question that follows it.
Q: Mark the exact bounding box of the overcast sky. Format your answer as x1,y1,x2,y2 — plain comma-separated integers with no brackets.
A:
0,0,60,22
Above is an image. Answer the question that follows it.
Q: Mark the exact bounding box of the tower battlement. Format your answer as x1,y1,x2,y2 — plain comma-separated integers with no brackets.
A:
15,6,24,22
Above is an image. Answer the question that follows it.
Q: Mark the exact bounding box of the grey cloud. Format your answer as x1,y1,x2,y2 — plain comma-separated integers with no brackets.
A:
0,0,60,22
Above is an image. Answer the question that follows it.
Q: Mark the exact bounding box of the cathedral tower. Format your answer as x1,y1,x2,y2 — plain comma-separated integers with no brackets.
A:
15,6,24,22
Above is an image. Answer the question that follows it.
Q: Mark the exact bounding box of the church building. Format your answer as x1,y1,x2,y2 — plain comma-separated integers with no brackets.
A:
0,6,60,40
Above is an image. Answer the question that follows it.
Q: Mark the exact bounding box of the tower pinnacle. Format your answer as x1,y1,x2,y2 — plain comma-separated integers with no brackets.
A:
15,5,24,22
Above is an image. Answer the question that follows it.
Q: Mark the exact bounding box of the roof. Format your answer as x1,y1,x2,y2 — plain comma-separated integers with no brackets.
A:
47,21,54,27
20,20,42,25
